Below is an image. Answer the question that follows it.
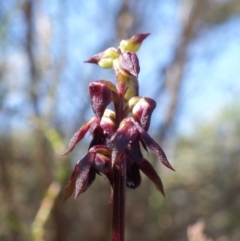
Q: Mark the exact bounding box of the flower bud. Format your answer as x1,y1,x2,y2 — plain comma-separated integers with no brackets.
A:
100,109,116,138
124,96,141,115
89,145,112,158
118,51,140,78
132,97,156,131
119,33,150,53
85,47,118,69
124,77,139,102
89,80,115,118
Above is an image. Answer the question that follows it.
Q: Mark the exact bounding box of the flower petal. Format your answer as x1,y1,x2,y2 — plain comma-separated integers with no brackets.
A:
100,109,116,139
64,163,80,201
134,121,175,171
75,152,96,198
111,118,138,166
89,125,106,148
138,159,165,197
93,153,113,185
63,117,95,155
88,145,113,184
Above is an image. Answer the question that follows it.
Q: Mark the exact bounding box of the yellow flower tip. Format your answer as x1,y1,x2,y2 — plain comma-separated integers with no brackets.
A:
119,33,151,53
104,47,118,59
105,81,117,93
97,47,119,68
103,109,116,120
124,78,139,101
112,58,119,69
124,88,137,102
124,96,141,115
98,58,113,69
119,118,128,128
128,96,141,108
120,40,140,53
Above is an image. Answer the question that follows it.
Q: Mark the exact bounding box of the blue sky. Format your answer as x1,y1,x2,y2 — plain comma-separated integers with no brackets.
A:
1,0,240,136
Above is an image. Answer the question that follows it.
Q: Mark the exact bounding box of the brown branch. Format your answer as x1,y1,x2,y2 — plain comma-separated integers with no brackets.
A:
158,0,206,141
23,0,40,116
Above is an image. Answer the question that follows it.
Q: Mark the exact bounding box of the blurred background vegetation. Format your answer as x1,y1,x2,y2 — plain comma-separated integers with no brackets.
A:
0,0,240,241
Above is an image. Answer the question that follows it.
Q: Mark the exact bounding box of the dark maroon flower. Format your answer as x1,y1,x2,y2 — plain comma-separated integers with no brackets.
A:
124,97,156,131
64,145,113,201
112,117,174,170
63,33,174,241
125,154,165,196
89,80,119,119
63,109,116,156
111,117,174,196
